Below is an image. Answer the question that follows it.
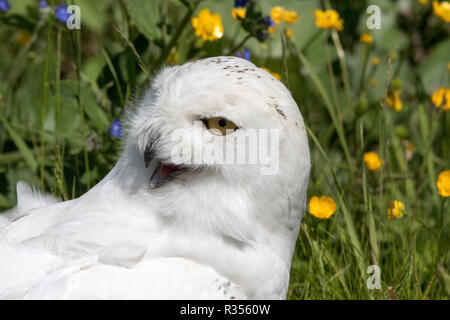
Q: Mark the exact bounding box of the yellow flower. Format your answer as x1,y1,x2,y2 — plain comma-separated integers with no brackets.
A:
271,6,285,24
191,8,224,41
309,196,337,219
17,30,32,46
386,90,403,111
437,170,450,197
389,51,399,61
284,28,294,38
431,87,445,106
419,0,429,4
166,48,179,65
260,67,281,80
402,140,415,162
271,6,300,24
231,7,246,20
268,25,277,34
444,90,450,110
371,57,380,66
364,152,382,171
314,9,344,31
360,33,373,44
433,1,450,23
388,200,405,220
283,10,300,24
431,87,450,110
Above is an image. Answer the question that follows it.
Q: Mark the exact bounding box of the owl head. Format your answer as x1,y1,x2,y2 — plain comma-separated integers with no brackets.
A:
116,56,310,298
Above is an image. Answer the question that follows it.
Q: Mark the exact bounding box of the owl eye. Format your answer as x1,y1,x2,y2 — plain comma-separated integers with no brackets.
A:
204,117,238,136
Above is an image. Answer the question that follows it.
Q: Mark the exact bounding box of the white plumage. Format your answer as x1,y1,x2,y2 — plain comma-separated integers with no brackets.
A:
0,56,310,299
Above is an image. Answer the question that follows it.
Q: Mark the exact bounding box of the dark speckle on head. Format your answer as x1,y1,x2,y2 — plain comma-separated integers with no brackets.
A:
175,57,290,110
274,104,287,120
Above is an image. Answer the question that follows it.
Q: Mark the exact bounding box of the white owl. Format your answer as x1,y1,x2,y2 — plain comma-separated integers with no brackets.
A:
0,56,310,299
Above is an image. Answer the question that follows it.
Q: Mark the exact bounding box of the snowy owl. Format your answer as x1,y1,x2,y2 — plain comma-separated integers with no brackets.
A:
0,56,310,299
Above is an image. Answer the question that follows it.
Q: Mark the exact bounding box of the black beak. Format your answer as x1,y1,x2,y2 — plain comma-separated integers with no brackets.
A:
144,137,158,168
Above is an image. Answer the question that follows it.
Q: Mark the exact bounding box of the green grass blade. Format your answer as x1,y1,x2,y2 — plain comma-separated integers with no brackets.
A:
306,125,364,274
292,42,354,172
0,114,38,173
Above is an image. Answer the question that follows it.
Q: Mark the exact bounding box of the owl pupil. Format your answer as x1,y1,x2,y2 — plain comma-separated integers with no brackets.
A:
218,119,227,127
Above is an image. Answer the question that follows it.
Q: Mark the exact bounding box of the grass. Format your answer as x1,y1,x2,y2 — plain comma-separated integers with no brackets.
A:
0,0,449,299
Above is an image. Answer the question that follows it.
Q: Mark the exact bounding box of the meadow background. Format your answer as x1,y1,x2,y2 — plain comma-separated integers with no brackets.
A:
0,0,449,299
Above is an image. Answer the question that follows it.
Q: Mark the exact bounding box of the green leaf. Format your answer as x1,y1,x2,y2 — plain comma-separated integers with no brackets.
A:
419,39,450,93
0,193,11,208
371,9,408,52
76,0,111,33
374,27,408,52
84,95,110,131
80,166,98,186
59,80,109,132
82,55,107,82
0,114,38,173
125,0,160,41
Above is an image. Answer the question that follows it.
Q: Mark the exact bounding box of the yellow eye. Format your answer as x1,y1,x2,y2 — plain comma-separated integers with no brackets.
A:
205,117,238,135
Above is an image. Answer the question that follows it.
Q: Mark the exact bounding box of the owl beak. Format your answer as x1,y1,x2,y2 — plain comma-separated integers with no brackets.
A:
144,137,158,168
144,136,185,188
149,162,185,188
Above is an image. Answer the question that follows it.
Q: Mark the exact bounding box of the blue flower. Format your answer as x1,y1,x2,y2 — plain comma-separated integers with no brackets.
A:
243,48,251,61
234,0,248,8
55,4,68,22
265,16,274,28
109,119,122,138
0,0,11,12
258,32,268,40
39,0,48,8
236,48,251,61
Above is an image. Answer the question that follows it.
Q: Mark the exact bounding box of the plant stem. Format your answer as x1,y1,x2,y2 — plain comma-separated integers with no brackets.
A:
112,26,150,78
331,29,351,105
361,122,379,265
324,0,351,105
73,29,91,189
55,28,67,200
40,22,52,188
101,45,125,106
306,125,364,276
292,41,354,172
56,29,62,135
227,34,252,56
154,1,200,69
357,44,370,96
281,32,289,86
301,29,322,52
325,40,344,129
